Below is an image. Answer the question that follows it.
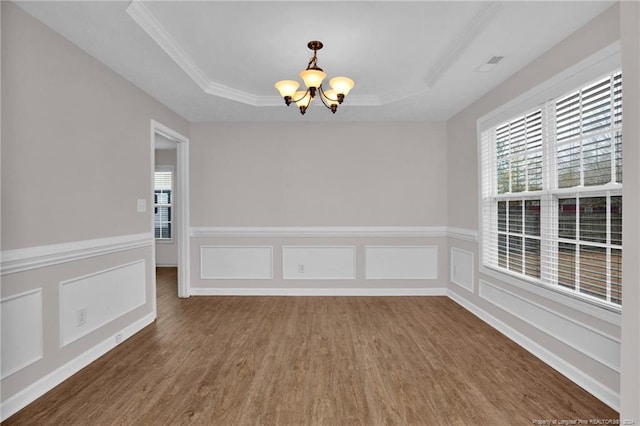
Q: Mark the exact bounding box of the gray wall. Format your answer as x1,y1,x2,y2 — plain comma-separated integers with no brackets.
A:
619,0,640,420
190,122,448,227
1,1,188,414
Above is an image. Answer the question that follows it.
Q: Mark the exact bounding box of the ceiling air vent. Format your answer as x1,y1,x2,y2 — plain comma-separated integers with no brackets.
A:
476,55,505,72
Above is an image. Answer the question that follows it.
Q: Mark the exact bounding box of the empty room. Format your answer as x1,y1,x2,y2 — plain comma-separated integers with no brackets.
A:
1,1,639,424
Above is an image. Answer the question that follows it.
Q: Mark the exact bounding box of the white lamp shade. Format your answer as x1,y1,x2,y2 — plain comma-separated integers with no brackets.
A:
299,69,326,89
329,76,355,96
275,80,300,98
294,91,312,108
322,89,339,106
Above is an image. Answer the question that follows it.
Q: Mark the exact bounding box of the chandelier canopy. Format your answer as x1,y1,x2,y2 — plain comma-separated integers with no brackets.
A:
275,41,355,115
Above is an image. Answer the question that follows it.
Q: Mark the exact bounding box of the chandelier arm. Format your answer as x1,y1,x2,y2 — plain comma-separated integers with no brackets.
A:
317,86,333,109
318,86,338,114
289,88,311,103
318,85,340,102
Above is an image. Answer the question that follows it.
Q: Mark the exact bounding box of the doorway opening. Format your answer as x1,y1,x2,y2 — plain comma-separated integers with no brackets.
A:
150,120,190,318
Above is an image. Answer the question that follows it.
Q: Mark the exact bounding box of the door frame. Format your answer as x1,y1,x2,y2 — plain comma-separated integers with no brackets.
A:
150,120,190,303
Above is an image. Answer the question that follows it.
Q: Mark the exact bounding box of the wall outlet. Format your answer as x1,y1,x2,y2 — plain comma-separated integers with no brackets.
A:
115,333,123,344
297,264,305,273
77,307,87,327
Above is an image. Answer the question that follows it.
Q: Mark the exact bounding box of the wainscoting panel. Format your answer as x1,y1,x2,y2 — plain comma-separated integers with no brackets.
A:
60,260,146,347
282,246,356,280
200,246,273,279
450,247,474,291
365,246,438,280
479,280,620,372
1,289,43,379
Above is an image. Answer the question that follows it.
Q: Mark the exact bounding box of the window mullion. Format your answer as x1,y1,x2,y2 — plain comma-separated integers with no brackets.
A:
540,101,556,287
575,197,581,293
606,193,612,303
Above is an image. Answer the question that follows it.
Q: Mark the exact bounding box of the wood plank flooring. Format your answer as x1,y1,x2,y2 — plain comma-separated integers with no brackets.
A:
4,267,617,425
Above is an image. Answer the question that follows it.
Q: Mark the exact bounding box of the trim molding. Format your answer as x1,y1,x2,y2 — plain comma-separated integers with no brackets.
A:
447,289,620,411
450,247,475,292
447,227,479,242
190,226,477,238
200,246,273,280
0,312,155,422
365,245,438,280
479,279,620,372
190,287,447,296
479,266,621,325
0,289,43,380
0,233,153,276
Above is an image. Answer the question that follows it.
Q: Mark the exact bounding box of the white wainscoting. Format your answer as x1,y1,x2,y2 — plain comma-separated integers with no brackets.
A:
282,246,356,280
59,260,146,347
450,247,474,291
1,289,43,379
447,288,619,410
200,246,273,279
479,280,620,372
365,246,437,280
1,312,154,422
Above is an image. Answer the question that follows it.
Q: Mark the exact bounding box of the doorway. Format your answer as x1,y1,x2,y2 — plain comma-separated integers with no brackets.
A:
150,120,190,316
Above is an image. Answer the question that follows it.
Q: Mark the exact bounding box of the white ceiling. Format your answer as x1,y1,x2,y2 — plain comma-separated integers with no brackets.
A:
16,1,614,122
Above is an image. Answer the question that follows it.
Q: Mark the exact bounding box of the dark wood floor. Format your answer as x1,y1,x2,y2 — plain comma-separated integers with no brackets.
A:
4,267,617,425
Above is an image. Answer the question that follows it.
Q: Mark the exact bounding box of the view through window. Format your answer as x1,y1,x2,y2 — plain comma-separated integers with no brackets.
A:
154,167,173,240
481,71,622,307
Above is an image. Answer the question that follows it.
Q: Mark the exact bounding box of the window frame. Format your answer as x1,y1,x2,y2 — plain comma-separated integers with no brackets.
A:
477,50,622,318
154,165,174,243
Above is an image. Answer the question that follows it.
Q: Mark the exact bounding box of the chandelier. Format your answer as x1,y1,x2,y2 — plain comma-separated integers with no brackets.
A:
275,41,355,115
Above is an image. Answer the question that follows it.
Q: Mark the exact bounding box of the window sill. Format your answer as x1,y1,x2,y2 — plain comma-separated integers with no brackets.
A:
479,264,621,326
155,238,174,244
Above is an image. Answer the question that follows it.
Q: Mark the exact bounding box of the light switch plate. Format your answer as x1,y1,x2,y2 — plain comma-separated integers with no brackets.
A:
137,199,146,213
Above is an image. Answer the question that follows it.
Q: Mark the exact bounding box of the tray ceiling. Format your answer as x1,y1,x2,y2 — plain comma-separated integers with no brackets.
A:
16,1,615,122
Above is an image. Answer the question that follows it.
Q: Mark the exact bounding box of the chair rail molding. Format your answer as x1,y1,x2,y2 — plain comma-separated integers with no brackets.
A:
0,233,153,275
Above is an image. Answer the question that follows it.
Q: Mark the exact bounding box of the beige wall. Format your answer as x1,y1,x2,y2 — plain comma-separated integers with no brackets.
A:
189,121,448,227
1,1,188,412
446,3,628,410
1,2,188,250
619,0,640,420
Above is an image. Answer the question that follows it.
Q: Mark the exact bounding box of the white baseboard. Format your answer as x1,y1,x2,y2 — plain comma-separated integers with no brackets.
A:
190,287,447,296
0,312,155,422
446,289,620,411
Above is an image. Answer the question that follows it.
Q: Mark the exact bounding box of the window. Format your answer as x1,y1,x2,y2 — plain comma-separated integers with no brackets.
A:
154,167,173,240
481,71,622,307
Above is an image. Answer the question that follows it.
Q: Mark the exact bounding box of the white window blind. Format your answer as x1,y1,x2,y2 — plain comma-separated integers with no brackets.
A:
481,71,622,308
154,168,173,240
